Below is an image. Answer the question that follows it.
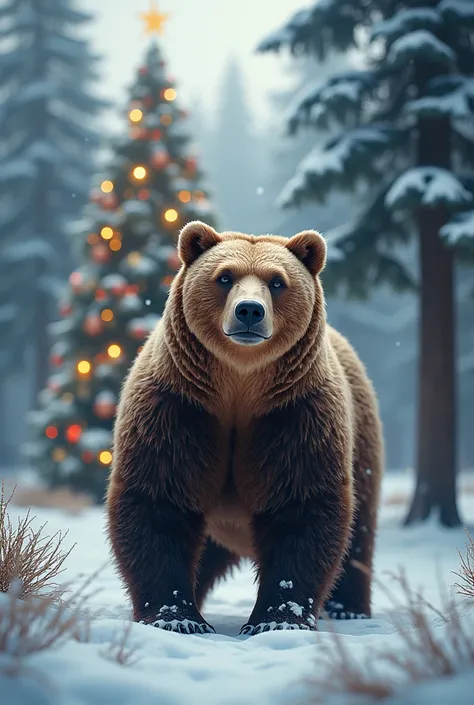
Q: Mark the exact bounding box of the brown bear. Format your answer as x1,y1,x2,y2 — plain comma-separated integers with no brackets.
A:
106,221,383,635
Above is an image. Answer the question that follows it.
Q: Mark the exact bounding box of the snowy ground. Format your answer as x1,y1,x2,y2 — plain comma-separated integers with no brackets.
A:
2,471,474,705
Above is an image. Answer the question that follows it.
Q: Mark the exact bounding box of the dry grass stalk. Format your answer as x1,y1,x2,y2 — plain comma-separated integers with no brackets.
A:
0,574,96,678
309,563,474,703
0,482,74,598
101,620,139,667
453,529,474,599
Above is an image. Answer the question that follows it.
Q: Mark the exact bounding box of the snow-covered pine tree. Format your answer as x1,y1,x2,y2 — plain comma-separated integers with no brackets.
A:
0,0,104,397
258,0,474,526
26,41,217,503
263,55,418,471
207,58,266,232
262,54,352,236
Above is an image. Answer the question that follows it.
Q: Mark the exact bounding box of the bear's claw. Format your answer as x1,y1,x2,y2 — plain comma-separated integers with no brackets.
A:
148,618,216,634
239,621,315,636
319,600,369,620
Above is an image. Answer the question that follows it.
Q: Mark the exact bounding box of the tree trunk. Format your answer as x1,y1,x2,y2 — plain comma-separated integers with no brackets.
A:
404,116,461,527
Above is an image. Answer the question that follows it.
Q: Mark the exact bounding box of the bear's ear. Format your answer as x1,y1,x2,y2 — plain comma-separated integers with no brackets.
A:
178,221,222,266
286,229,327,277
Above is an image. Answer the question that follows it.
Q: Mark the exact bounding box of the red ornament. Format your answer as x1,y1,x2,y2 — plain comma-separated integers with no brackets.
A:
95,289,107,302
90,189,102,204
139,66,148,76
48,379,61,393
185,157,197,175
82,451,94,463
167,251,181,271
151,149,169,169
129,321,148,339
101,194,118,210
110,282,127,297
150,129,162,141
138,189,150,201
95,352,109,364
101,275,127,297
125,284,139,295
69,271,83,294
60,301,72,317
143,95,154,108
50,353,64,367
66,424,82,444
83,315,103,336
162,275,174,288
94,392,116,420
92,245,111,264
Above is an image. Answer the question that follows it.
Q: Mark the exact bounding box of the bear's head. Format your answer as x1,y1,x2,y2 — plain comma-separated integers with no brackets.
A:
174,221,327,369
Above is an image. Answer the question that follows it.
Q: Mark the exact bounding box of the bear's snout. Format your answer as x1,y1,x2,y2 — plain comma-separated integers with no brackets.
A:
235,300,265,327
224,298,270,346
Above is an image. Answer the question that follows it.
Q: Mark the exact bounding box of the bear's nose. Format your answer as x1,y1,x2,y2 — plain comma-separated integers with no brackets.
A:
235,300,265,327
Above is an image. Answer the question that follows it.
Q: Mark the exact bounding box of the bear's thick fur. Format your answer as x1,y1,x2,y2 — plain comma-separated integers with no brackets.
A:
107,221,383,635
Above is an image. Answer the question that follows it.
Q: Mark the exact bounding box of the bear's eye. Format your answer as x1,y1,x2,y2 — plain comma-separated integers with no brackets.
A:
217,273,232,286
269,277,286,292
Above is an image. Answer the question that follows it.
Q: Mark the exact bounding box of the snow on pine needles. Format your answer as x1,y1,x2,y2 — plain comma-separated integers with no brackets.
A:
0,473,474,705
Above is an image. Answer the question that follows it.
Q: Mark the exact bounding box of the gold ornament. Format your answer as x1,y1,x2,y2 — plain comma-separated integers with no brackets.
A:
141,1,169,36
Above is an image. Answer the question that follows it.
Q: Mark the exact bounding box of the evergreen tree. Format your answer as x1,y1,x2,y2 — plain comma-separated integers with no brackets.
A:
263,55,352,236
207,58,265,232
263,47,418,471
0,0,104,397
259,0,474,526
26,40,216,502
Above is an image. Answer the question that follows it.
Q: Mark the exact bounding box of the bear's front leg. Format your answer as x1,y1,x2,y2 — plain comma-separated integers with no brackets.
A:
109,486,215,634
240,492,352,635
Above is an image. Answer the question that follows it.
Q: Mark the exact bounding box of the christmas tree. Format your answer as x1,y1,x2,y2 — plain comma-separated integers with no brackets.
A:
258,0,474,527
26,7,216,503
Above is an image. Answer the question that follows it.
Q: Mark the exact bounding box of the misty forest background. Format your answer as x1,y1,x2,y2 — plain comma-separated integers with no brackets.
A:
0,0,473,521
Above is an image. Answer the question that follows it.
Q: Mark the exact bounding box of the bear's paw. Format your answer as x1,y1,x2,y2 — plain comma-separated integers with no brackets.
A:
320,600,369,620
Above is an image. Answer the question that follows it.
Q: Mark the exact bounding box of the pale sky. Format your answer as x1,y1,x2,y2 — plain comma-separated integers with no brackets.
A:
82,0,302,132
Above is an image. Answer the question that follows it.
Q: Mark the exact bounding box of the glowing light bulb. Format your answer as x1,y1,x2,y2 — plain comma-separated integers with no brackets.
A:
99,450,113,465
132,166,147,181
108,344,121,359
164,208,178,223
164,88,177,101
87,233,99,245
53,448,66,462
110,239,122,251
101,309,114,322
77,360,91,375
129,108,143,123
127,252,142,266
178,190,191,203
101,226,114,240
101,180,114,194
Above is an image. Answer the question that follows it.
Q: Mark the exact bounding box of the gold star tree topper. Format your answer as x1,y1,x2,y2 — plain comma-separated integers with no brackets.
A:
141,0,169,36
